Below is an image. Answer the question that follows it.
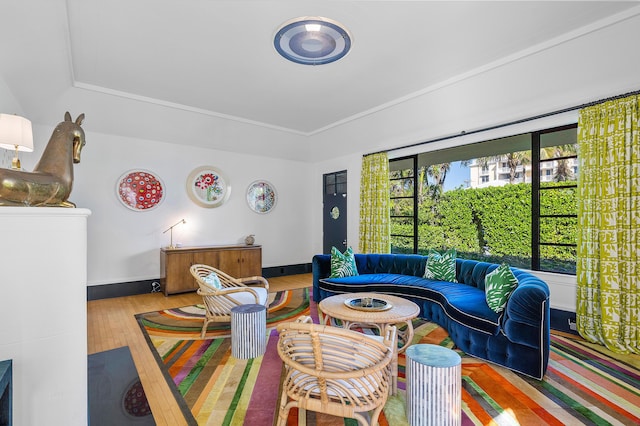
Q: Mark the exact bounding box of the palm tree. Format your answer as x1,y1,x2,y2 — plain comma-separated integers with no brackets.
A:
426,163,450,197
541,144,577,182
503,151,531,183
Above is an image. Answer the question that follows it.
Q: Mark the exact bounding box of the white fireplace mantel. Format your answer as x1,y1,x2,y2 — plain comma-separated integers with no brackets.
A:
0,207,91,425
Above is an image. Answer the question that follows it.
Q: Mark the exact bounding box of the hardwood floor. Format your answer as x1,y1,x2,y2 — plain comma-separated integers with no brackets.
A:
87,273,312,426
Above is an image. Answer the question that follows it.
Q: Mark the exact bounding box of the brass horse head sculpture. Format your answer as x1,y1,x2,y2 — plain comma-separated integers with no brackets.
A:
0,112,86,207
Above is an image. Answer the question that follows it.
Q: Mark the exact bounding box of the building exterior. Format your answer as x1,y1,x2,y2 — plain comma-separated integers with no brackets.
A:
468,156,578,188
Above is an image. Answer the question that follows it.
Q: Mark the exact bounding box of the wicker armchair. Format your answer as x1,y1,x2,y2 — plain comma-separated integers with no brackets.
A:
276,316,395,426
189,264,269,338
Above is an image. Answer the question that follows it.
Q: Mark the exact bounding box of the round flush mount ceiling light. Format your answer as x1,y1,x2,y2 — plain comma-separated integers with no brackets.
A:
274,16,352,65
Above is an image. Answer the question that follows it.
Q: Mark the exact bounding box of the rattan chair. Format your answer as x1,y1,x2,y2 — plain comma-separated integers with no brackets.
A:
189,264,269,338
276,316,395,426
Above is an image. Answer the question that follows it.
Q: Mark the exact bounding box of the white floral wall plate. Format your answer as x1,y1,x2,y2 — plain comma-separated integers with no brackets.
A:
116,169,165,211
246,180,277,214
186,166,230,208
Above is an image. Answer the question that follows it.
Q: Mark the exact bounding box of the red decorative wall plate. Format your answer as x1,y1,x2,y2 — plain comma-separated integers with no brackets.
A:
117,169,165,211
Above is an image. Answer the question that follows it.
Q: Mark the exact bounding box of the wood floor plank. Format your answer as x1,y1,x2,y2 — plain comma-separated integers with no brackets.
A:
87,273,312,425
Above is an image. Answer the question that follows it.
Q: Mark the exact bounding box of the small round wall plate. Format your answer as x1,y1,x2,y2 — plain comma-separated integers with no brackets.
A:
186,166,230,208
246,180,277,214
116,169,165,211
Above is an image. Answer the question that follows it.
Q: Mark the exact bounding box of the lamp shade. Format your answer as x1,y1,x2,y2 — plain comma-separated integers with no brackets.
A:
0,114,34,152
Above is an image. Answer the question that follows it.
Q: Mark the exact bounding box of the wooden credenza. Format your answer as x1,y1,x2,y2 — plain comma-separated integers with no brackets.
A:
160,244,262,295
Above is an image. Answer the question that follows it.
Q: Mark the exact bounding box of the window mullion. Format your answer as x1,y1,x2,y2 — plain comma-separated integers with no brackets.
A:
412,155,418,253
531,132,541,270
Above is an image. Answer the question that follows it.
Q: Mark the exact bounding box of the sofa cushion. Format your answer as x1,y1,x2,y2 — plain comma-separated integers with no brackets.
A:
319,273,500,335
424,248,458,282
485,263,519,313
330,246,359,278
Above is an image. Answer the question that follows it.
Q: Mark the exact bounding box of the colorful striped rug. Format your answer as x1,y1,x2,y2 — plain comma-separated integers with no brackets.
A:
136,289,640,425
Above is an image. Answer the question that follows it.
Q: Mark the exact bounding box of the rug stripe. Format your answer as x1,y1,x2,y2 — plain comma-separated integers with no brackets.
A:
529,369,607,425
176,340,220,395
548,361,640,424
268,290,293,312
551,356,640,408
136,289,640,425
191,346,231,416
244,330,283,424
462,376,511,424
194,352,243,423
165,340,200,376
221,358,255,425
464,363,566,426
552,336,640,387
174,340,215,385
461,386,492,425
551,340,640,413
166,340,199,374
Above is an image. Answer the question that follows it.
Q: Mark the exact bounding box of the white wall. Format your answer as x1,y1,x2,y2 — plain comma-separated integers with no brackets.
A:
308,11,640,161
311,153,363,255
16,124,315,286
8,12,640,297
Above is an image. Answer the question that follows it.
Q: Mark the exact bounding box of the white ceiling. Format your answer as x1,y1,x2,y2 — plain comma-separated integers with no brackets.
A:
1,1,640,160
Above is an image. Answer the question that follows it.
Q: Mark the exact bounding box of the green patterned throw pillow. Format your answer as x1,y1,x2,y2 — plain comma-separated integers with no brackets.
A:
485,263,519,313
423,248,458,282
329,246,359,278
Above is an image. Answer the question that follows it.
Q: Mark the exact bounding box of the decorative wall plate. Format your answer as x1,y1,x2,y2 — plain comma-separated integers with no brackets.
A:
246,180,277,214
186,166,230,208
116,169,165,211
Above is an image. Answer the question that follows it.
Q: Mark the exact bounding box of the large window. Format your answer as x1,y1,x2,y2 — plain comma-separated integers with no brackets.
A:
389,125,578,274
389,157,417,253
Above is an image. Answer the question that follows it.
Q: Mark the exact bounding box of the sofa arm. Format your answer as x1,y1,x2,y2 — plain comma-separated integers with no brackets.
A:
501,275,550,351
505,281,549,326
312,254,332,301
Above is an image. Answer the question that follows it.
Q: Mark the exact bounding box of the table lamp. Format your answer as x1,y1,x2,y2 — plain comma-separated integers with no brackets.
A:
163,219,186,248
0,114,34,170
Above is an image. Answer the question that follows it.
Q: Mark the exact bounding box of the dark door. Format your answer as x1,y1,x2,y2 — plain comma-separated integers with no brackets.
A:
323,171,348,254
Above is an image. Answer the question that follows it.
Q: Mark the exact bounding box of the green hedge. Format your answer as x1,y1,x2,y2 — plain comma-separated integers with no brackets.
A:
391,182,577,272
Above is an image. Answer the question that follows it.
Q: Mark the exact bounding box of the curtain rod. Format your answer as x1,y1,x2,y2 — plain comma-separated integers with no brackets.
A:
365,88,640,157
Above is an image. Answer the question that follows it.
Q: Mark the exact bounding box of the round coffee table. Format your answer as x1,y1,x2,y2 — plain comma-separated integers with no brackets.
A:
318,292,420,353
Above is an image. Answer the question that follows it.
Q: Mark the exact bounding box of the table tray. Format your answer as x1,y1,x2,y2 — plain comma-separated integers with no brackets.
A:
344,297,393,312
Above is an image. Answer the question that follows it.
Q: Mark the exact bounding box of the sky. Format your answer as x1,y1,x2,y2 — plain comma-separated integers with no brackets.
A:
443,161,470,192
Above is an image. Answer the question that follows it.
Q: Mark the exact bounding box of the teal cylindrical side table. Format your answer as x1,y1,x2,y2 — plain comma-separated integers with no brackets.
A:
405,344,461,426
230,304,267,359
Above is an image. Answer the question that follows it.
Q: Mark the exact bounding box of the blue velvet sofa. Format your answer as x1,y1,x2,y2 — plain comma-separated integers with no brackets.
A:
312,253,550,380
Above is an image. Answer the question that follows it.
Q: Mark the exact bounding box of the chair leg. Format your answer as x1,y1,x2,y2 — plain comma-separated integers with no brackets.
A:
368,405,384,426
277,390,293,426
200,318,210,339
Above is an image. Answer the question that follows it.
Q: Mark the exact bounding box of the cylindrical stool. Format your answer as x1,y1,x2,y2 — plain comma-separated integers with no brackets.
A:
405,344,461,426
230,304,267,359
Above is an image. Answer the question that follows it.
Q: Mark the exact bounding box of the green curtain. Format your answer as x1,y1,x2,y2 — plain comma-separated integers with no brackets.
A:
576,94,639,354
359,152,390,253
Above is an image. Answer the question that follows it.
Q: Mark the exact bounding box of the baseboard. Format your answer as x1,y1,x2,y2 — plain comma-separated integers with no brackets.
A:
87,263,313,301
261,263,312,278
87,279,162,301
550,308,579,336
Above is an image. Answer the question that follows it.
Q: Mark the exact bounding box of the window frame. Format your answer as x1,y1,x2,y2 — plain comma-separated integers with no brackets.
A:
389,124,577,275
531,124,578,274
389,155,418,253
